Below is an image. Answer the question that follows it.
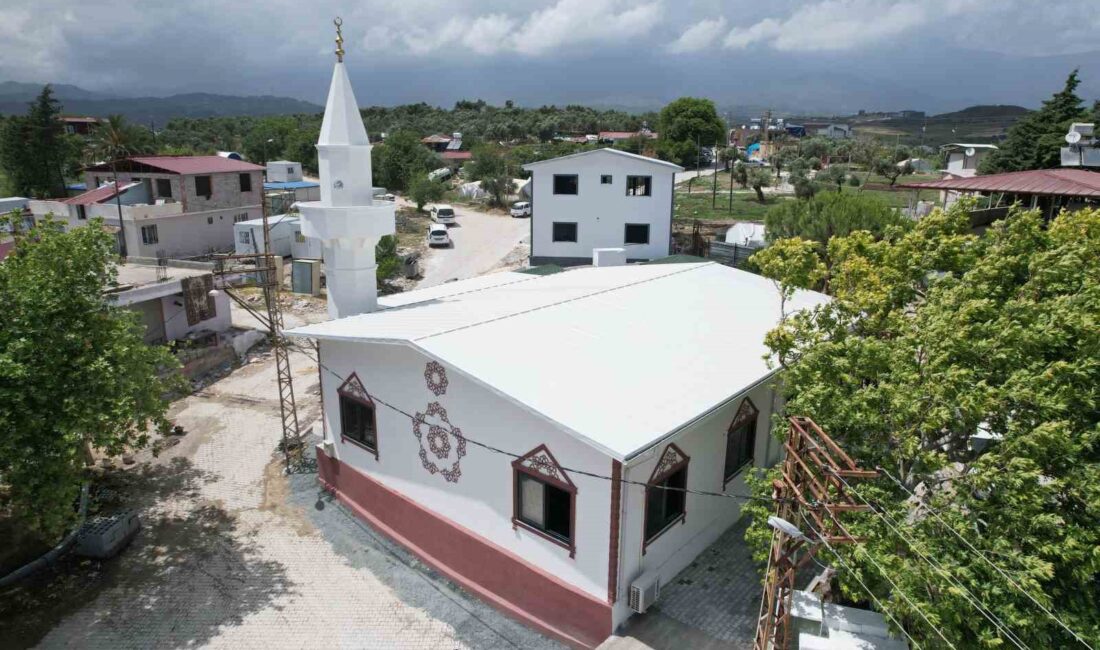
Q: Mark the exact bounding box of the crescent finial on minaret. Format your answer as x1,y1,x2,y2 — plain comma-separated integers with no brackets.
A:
334,17,345,62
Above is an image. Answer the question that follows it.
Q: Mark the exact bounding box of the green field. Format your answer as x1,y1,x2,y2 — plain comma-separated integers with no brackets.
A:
674,171,791,222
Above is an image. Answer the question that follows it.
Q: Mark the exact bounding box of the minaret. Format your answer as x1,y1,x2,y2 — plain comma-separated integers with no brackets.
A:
298,18,395,319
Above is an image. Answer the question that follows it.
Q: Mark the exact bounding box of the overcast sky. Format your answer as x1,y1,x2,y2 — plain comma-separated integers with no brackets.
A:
3,0,1099,113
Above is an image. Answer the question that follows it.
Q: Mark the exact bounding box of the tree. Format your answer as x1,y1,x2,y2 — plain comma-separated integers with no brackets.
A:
657,97,725,167
372,130,438,192
763,191,909,273
91,115,154,257
465,143,507,181
772,146,801,180
816,164,848,192
872,156,913,186
732,162,749,189
0,215,180,536
0,85,80,198
747,167,771,203
746,203,1100,648
408,175,445,211
721,146,742,170
980,70,1088,174
481,173,513,208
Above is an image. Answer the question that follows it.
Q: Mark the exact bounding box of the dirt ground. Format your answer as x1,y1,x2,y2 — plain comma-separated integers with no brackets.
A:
0,337,560,650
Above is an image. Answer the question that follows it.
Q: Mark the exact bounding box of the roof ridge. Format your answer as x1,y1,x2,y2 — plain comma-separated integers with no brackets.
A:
413,263,714,342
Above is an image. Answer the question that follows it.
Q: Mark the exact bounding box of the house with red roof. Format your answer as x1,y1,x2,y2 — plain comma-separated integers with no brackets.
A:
29,155,265,258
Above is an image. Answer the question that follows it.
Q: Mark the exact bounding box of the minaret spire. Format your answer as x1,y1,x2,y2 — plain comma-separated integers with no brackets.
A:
297,19,395,319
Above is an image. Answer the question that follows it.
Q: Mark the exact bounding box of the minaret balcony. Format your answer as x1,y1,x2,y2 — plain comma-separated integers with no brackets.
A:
297,200,396,242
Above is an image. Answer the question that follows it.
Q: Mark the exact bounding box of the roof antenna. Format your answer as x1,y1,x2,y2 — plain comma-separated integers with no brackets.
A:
334,17,345,62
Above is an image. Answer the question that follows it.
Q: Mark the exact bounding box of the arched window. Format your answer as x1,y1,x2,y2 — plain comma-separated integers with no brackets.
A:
644,443,689,551
512,445,577,557
724,398,759,485
338,372,378,459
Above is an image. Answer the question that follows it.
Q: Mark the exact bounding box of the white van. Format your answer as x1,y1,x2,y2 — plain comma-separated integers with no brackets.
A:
430,204,456,224
510,201,532,218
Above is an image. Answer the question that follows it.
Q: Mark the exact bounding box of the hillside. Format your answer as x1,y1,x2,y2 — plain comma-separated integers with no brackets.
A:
850,104,1030,146
0,82,322,124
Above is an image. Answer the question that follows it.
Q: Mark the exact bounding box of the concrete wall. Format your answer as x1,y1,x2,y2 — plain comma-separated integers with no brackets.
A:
159,289,231,341
267,162,303,183
945,150,992,175
529,153,675,264
83,170,262,214
318,340,616,602
610,379,781,630
291,224,323,259
118,206,261,258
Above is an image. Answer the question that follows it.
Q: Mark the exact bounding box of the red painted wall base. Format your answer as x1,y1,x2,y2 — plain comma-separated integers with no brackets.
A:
316,448,612,649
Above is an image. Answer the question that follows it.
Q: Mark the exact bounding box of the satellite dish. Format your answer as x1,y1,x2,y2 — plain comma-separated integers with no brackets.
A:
965,147,976,157
1066,131,1082,144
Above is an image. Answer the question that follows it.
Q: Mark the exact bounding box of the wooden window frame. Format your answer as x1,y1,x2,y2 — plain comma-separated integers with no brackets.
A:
552,221,578,243
552,174,579,195
642,443,689,553
337,372,379,459
511,444,577,558
624,223,650,245
723,398,759,489
625,175,652,197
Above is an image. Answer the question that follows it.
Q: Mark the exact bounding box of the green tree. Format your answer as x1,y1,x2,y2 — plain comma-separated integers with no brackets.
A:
764,191,907,250
657,97,724,167
816,164,848,192
372,130,438,192
408,174,445,211
0,85,79,198
872,156,912,186
732,162,749,189
481,173,513,208
375,235,400,281
980,70,1088,173
91,115,154,257
747,167,771,203
746,203,1100,648
0,215,180,536
465,143,508,181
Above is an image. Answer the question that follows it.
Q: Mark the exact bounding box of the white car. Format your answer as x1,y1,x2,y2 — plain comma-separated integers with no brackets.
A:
510,201,532,218
427,223,451,247
429,204,456,224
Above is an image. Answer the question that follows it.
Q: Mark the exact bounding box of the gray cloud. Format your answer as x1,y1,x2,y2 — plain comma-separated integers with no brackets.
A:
0,0,1098,113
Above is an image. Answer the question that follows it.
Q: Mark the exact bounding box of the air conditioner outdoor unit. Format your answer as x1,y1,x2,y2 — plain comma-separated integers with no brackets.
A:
628,570,661,614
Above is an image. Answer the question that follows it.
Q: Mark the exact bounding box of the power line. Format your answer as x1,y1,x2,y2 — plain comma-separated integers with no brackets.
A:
878,467,1096,650
825,468,1029,649
815,507,957,649
286,340,787,505
801,511,924,650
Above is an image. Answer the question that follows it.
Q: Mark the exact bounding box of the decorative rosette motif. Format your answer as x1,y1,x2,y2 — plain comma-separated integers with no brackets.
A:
412,401,467,483
424,361,449,397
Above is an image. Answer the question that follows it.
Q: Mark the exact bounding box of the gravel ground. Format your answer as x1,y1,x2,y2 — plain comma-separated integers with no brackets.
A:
21,346,561,650
413,202,530,289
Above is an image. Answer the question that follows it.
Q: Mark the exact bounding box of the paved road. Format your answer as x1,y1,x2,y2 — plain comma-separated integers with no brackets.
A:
408,200,530,289
32,346,561,650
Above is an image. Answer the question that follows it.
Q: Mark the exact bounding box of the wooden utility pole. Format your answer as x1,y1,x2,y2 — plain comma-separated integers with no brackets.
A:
753,417,878,650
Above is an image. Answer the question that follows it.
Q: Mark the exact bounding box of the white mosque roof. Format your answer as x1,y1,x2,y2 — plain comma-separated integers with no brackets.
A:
286,262,830,460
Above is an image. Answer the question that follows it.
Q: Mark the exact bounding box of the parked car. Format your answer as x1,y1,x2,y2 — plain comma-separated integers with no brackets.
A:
427,223,451,247
378,193,395,201
510,201,532,218
429,204,456,224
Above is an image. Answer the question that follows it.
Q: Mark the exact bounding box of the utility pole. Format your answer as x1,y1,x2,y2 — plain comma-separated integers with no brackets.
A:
711,141,719,208
753,417,878,650
763,109,772,158
211,197,301,473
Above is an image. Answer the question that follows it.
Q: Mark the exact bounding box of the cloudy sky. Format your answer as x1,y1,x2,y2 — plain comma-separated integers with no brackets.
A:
2,0,1099,113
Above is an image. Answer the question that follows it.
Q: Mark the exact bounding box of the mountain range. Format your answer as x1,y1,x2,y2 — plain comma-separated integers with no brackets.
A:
0,81,323,124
